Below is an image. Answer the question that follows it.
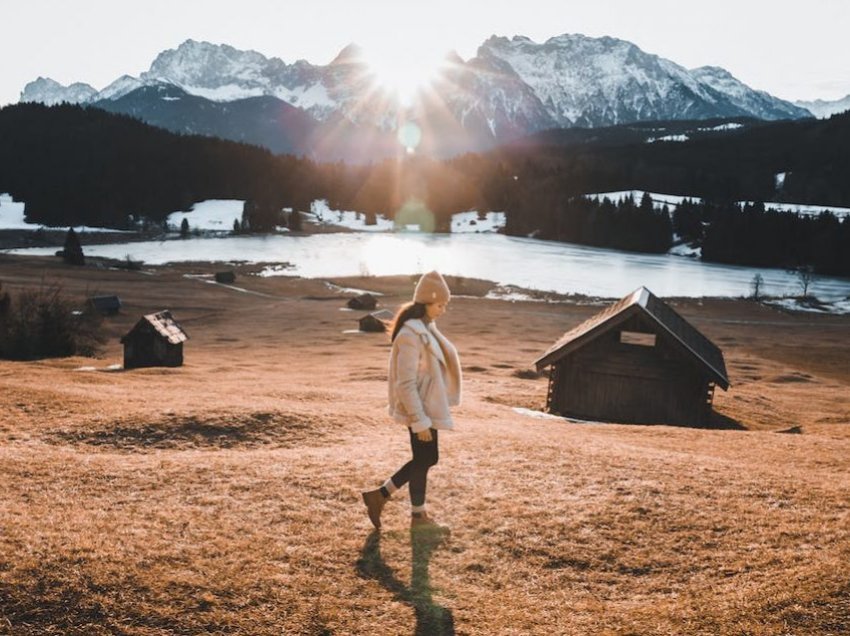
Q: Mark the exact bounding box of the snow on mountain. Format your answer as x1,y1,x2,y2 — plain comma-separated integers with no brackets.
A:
19,77,97,105
141,40,272,93
691,66,810,120
17,35,816,157
477,34,804,128
97,75,143,101
794,94,850,118
477,35,721,126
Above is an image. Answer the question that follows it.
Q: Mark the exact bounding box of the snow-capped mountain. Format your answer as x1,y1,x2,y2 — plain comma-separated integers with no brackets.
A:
477,35,810,126
19,35,813,158
794,94,850,119
691,66,809,120
19,77,97,105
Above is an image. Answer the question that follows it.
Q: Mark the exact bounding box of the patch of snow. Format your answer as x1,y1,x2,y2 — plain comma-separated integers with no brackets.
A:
0,194,32,230
0,194,133,233
451,211,506,233
162,96,181,101
765,297,850,315
75,363,123,372
485,289,540,302
166,200,245,231
181,84,265,101
698,123,745,131
738,201,850,218
669,242,702,258
275,83,336,109
584,191,702,207
647,134,689,143
512,407,601,424
310,200,395,232
774,172,787,189
324,282,385,296
255,264,295,277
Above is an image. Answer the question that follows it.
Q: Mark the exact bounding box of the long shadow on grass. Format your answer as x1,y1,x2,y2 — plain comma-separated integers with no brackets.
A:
356,530,455,636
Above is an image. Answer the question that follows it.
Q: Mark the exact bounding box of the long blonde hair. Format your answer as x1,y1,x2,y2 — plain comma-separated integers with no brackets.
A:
389,301,427,342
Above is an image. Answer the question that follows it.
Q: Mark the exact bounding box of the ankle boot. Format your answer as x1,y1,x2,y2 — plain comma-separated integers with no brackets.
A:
410,511,450,534
361,489,387,529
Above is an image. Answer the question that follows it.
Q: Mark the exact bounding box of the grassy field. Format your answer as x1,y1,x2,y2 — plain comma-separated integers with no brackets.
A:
1,255,848,635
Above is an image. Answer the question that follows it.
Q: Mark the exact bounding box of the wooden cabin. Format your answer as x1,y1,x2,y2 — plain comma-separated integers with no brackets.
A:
347,293,377,310
534,287,729,426
87,295,121,316
214,271,236,284
121,310,188,369
359,309,394,333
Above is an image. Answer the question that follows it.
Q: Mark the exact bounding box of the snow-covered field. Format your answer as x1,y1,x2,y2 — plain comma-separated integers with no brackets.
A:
451,211,506,233
583,190,850,218
0,194,132,233
740,201,850,218
166,200,246,231
306,200,395,232
307,200,506,234
584,191,702,207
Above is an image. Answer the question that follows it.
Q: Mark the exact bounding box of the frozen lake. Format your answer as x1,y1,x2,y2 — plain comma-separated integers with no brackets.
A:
7,232,850,301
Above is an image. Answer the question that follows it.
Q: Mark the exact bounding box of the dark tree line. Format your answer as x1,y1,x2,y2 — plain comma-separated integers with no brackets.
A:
505,189,673,253
2,103,849,275
0,103,320,228
674,200,850,276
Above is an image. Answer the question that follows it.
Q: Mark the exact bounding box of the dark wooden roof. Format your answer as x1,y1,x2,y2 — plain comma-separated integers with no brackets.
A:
88,295,121,313
121,310,188,345
359,309,394,323
534,287,729,389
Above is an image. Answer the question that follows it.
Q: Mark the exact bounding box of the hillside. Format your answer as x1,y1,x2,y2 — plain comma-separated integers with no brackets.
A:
0,256,848,634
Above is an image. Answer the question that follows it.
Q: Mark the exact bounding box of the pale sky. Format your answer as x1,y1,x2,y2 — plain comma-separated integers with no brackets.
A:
2,0,849,107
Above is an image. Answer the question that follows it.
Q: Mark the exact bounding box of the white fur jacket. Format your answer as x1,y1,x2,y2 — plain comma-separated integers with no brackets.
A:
387,318,462,432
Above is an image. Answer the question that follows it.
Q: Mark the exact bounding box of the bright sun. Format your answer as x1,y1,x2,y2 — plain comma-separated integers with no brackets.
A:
360,43,449,106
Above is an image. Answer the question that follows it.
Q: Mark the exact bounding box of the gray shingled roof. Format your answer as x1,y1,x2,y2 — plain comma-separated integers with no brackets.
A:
534,287,729,389
122,310,188,344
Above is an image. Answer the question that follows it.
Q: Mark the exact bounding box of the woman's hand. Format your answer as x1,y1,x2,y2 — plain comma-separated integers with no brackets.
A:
416,429,433,442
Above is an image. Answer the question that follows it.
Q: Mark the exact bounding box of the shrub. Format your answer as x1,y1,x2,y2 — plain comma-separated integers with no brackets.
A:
0,281,105,360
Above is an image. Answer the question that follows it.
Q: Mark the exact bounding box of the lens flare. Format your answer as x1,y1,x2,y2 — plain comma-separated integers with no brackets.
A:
395,198,435,233
397,121,422,152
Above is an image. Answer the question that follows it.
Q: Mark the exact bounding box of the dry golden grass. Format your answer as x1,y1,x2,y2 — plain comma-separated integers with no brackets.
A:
0,254,848,635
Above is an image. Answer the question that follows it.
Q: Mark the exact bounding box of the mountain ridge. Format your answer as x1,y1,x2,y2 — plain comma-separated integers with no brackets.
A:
19,35,814,159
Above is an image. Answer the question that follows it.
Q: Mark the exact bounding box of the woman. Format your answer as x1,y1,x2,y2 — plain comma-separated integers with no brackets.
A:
362,271,462,532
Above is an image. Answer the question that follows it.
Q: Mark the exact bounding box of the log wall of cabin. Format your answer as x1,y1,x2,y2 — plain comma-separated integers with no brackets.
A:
549,314,711,425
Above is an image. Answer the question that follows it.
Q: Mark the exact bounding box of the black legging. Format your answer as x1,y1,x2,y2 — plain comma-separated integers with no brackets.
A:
390,429,439,507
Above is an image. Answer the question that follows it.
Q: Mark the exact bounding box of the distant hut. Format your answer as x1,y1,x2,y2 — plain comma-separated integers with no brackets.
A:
87,295,121,316
359,309,394,333
121,310,188,369
534,287,729,426
214,271,236,284
347,293,377,310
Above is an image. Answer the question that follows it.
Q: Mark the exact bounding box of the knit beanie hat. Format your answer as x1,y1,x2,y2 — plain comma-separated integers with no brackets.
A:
413,271,451,304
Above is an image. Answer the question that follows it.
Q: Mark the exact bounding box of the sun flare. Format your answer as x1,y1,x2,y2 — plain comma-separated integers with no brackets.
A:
360,43,450,107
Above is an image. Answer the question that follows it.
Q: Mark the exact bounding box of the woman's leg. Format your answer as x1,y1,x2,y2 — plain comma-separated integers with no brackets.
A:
363,429,440,529
383,429,439,505
406,429,439,511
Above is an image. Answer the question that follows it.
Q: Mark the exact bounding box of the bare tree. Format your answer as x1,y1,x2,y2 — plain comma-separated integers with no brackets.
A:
792,265,815,298
750,273,764,301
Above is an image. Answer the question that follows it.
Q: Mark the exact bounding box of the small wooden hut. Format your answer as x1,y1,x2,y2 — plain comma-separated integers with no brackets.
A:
534,287,729,426
359,309,394,333
214,271,236,284
348,293,377,310
87,295,121,316
121,310,188,369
